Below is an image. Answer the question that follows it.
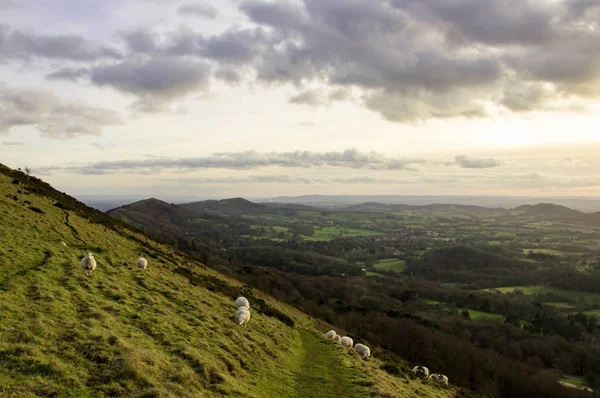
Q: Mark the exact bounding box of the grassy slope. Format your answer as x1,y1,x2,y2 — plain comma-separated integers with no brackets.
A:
373,259,407,273
0,171,463,398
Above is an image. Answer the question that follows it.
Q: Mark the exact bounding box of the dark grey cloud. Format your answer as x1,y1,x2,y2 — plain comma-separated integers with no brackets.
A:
177,3,218,19
31,0,600,121
121,29,159,54
90,57,211,112
455,155,502,169
0,23,121,62
221,0,600,120
38,149,426,174
0,83,120,139
45,67,89,82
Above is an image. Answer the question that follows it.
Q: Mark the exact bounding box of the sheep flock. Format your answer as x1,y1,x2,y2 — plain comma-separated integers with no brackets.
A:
68,244,450,388
325,329,451,388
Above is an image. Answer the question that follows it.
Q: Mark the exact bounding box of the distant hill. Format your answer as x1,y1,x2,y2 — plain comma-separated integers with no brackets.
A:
0,163,460,397
514,203,583,217
264,194,600,212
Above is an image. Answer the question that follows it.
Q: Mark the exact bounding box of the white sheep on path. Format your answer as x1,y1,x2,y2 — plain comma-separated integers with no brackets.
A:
412,365,429,377
137,257,148,270
325,330,337,340
236,307,251,327
333,335,341,343
80,253,96,276
429,373,449,386
340,336,353,348
59,241,67,247
354,343,371,357
236,297,250,309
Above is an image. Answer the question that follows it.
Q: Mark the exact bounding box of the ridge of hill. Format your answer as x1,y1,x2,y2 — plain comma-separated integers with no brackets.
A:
0,164,463,397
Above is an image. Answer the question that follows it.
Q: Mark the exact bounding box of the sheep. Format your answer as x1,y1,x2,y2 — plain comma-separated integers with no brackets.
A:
412,365,429,377
236,297,250,309
137,257,148,270
354,343,371,357
340,336,353,348
59,241,67,247
325,330,337,340
80,253,96,276
236,307,251,327
333,335,342,343
429,373,449,386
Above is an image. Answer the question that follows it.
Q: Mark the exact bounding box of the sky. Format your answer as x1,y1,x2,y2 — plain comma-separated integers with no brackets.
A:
1,0,599,199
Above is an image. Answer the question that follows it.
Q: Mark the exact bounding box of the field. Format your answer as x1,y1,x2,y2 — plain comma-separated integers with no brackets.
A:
373,258,406,273
483,285,600,304
0,170,463,398
457,309,505,323
303,226,383,241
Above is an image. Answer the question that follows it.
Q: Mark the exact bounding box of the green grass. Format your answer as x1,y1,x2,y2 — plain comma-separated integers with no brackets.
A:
0,170,464,397
372,259,406,273
303,226,383,241
522,248,566,256
365,271,386,278
457,309,505,323
483,285,600,304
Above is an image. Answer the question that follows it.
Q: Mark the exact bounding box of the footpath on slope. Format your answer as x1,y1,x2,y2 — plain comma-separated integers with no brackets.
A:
290,329,372,398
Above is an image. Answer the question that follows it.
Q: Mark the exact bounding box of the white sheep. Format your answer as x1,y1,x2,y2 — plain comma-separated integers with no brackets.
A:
236,307,251,327
412,365,429,377
429,373,449,386
236,297,250,309
340,336,354,348
137,257,148,270
325,330,337,340
59,241,67,247
80,253,96,276
354,343,371,357
333,335,342,343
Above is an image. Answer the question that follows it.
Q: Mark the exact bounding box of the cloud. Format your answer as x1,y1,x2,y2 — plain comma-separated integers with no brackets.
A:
455,155,502,169
163,174,416,185
1,140,23,145
90,57,211,112
0,23,121,62
45,67,90,82
37,148,427,174
0,83,120,139
120,29,159,54
177,3,218,19
289,89,329,107
553,157,590,167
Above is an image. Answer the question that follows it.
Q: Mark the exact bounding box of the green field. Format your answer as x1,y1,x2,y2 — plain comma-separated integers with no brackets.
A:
303,226,383,241
365,271,386,278
0,169,462,398
522,248,566,256
457,308,505,323
484,285,600,304
373,258,406,273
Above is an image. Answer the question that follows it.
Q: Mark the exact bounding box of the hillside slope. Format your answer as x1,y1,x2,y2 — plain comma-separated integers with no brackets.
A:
0,166,463,397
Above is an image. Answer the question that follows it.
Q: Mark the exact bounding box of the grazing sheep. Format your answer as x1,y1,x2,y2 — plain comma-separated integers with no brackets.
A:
333,335,342,343
80,253,96,276
236,307,251,327
429,373,449,386
354,343,371,357
137,257,148,270
325,330,337,340
340,336,354,348
236,297,250,309
59,241,67,247
412,365,429,377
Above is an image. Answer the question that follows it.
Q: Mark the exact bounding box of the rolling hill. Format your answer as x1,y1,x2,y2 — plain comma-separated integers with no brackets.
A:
0,164,463,397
